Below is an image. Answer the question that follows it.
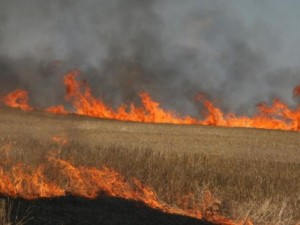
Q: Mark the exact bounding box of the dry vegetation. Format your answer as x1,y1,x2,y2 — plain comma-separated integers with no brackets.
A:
0,107,299,225
0,198,30,225
0,199,11,225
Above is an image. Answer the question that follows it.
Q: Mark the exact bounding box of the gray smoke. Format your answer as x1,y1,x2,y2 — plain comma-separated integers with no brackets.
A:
1,0,300,116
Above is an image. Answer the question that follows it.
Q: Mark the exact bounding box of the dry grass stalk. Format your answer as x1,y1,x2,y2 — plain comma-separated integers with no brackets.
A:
0,198,31,225
0,108,299,225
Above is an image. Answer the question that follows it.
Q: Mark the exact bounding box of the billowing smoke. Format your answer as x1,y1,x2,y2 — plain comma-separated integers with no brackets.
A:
1,0,300,116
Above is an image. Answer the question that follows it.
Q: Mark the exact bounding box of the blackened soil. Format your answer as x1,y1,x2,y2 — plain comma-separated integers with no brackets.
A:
4,195,215,225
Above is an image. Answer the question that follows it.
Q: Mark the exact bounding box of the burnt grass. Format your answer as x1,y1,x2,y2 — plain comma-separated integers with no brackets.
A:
0,107,300,224
5,196,214,225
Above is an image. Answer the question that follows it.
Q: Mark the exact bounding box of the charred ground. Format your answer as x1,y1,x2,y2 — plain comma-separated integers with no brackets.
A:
3,195,214,225
0,107,299,225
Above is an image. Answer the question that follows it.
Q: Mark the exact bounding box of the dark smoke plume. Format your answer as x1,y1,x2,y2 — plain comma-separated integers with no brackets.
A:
1,0,300,116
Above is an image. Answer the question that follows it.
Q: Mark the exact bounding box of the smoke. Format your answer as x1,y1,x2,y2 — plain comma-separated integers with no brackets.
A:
1,0,300,115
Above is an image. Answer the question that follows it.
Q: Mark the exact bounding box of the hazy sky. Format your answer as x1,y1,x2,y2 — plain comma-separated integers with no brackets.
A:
0,0,299,115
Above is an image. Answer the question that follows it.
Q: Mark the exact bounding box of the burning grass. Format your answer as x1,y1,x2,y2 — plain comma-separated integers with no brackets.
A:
0,108,299,225
2,70,300,131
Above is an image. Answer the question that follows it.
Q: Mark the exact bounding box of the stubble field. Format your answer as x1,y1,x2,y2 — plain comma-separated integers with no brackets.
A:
0,107,299,225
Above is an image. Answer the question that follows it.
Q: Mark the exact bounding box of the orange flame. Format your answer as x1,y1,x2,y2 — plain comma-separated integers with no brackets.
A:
58,71,300,131
0,152,251,225
1,70,300,131
45,105,68,115
0,138,251,224
2,89,33,112
61,71,197,124
201,98,300,130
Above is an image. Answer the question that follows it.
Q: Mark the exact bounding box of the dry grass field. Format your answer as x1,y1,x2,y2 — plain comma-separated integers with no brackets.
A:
0,107,299,225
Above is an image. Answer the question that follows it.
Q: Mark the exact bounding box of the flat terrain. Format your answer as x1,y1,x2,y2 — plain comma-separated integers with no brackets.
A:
0,107,299,224
1,107,299,162
4,196,214,225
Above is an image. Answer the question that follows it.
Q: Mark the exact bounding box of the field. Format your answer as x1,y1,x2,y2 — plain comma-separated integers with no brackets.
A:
0,107,299,225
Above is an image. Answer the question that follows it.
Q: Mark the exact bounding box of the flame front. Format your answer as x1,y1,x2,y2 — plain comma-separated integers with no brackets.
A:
45,105,68,115
4,71,300,131
0,153,251,225
61,71,196,124
1,70,300,131
53,71,300,131
2,89,33,112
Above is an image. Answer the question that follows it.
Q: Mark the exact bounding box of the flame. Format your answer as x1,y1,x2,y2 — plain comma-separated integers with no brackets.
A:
61,71,197,124
2,89,33,112
0,138,252,224
1,70,300,131
0,151,251,225
45,105,68,115
1,75,297,225
57,71,300,131
201,98,300,130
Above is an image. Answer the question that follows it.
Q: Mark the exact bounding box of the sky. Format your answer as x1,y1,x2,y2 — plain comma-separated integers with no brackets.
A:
0,0,300,116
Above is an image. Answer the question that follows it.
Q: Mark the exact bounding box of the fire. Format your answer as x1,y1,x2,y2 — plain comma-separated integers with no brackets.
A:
61,71,196,124
0,149,251,225
0,77,297,225
57,71,300,131
201,98,300,130
1,70,300,131
0,137,253,224
45,105,68,115
2,89,33,112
